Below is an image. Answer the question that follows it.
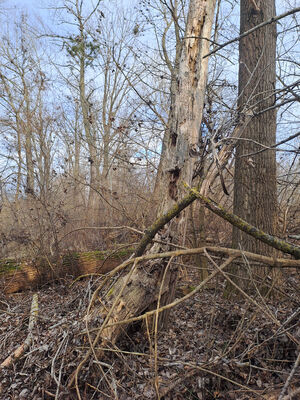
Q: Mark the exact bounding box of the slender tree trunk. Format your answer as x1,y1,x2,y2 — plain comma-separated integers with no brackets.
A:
231,0,277,287
78,27,100,225
24,93,35,196
153,0,182,201
15,118,22,204
73,105,83,207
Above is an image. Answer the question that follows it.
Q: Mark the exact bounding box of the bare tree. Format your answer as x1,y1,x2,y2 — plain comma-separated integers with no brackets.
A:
0,16,37,198
92,0,217,342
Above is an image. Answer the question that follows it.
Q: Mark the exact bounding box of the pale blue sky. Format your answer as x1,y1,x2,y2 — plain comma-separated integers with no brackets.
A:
2,0,49,22
3,0,45,10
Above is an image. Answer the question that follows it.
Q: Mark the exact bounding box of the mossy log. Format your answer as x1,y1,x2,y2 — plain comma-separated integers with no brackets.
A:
0,259,22,274
1,248,133,294
188,187,300,259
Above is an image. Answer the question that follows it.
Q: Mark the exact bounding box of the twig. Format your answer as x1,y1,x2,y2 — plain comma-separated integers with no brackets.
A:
282,387,300,400
279,350,300,400
159,368,198,397
162,361,263,397
55,335,69,400
204,249,300,346
51,332,68,387
154,256,173,399
1,294,38,368
204,7,300,58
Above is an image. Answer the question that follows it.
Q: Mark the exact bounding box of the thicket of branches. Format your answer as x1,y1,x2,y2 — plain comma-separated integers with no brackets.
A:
0,0,298,261
1,1,300,399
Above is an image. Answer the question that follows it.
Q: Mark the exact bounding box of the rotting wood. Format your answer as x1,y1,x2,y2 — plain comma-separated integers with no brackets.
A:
69,256,235,394
69,246,300,393
105,0,218,338
1,248,133,294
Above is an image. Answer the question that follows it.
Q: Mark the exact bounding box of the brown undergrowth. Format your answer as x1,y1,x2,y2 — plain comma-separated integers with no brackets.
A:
0,253,299,399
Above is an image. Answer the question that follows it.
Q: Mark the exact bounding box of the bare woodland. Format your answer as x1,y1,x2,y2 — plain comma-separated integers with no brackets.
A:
0,0,300,399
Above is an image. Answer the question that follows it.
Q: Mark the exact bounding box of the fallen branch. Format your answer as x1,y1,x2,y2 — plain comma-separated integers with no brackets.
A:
79,246,300,338
87,256,236,333
1,293,38,369
279,350,300,400
134,191,197,257
79,246,300,295
131,178,300,262
187,185,300,259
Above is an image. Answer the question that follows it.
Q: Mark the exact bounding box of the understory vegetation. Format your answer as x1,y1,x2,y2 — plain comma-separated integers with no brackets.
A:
0,0,299,399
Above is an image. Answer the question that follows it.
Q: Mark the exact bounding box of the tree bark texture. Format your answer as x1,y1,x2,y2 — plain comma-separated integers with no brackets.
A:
153,1,183,201
138,0,216,326
158,0,216,217
233,0,277,257
95,0,216,339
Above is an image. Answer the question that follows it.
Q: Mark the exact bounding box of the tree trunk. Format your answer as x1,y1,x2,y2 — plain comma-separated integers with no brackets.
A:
94,0,216,342
153,0,182,201
231,0,278,287
24,98,35,197
78,27,101,225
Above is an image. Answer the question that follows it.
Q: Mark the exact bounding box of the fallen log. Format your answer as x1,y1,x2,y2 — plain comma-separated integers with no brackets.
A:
1,248,134,294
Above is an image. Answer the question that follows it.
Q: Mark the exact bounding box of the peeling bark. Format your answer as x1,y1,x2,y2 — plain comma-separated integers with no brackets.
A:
90,0,217,348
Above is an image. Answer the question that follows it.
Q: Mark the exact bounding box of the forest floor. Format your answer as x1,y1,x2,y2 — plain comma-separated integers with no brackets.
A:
0,262,299,400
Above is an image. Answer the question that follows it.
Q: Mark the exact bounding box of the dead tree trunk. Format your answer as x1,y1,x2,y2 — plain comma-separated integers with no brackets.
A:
94,0,216,339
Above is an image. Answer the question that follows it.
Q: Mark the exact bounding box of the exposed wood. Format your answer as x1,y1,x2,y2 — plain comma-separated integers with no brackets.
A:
71,1,217,394
108,0,217,333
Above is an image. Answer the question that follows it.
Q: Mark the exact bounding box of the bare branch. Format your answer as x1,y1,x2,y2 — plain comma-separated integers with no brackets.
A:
204,7,300,58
